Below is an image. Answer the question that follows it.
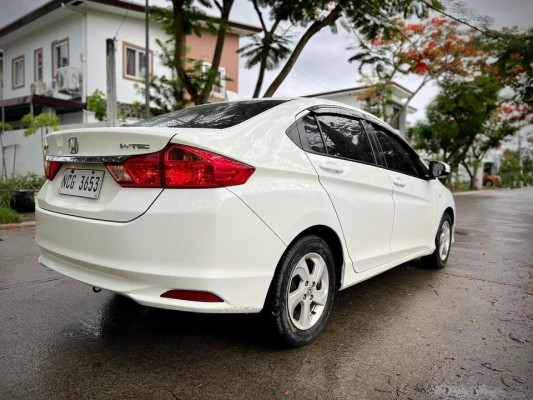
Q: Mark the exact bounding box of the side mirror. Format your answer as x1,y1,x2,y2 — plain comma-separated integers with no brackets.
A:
429,161,450,179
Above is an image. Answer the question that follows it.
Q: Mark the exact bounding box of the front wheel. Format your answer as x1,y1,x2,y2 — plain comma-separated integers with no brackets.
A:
265,235,336,347
422,213,453,269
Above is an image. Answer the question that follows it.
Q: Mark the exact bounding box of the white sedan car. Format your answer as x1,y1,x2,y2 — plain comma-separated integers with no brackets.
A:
36,98,455,346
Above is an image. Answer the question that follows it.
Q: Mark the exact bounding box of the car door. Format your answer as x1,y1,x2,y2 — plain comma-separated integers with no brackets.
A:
299,112,395,272
368,123,436,260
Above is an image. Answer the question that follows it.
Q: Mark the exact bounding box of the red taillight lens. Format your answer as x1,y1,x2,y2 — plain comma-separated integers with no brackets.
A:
164,145,254,188
106,152,162,187
45,160,62,180
160,290,223,302
105,144,254,188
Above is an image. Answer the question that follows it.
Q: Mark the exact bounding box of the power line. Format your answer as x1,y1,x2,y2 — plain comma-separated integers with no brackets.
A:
115,0,135,39
293,67,330,90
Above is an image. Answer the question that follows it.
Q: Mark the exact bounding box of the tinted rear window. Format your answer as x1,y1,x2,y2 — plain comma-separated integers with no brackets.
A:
131,100,289,129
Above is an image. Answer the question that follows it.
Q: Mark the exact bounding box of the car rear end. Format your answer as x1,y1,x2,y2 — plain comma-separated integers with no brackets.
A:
36,101,292,313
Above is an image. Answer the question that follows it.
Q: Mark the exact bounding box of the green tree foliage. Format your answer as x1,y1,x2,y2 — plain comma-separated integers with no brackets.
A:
522,155,533,185
87,89,107,121
86,89,127,121
411,76,502,181
262,0,435,97
151,0,234,105
21,113,60,160
500,151,521,188
348,16,488,125
153,0,435,104
0,122,13,134
136,38,190,113
487,27,533,108
21,113,59,137
237,0,293,98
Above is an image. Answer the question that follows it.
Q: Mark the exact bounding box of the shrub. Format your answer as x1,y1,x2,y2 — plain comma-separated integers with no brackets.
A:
0,207,22,224
0,174,46,208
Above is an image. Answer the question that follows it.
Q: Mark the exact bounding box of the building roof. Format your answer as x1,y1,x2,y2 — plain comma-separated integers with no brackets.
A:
306,81,417,113
306,81,414,98
0,0,261,39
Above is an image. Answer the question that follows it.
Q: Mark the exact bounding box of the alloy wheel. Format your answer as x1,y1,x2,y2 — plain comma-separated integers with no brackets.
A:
286,252,330,330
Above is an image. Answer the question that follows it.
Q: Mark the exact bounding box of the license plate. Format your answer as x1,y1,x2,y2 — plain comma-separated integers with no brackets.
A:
58,169,105,199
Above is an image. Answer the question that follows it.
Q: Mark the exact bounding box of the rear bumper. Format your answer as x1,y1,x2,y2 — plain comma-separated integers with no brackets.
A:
35,188,286,313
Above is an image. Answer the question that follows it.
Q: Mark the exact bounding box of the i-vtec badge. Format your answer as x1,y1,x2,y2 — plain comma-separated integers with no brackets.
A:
120,143,150,150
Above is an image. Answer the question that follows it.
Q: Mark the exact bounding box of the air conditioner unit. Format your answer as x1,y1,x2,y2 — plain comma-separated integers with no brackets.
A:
30,81,48,95
56,66,81,92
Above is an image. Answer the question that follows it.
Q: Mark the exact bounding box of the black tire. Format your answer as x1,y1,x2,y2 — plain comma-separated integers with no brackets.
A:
422,213,453,269
265,235,336,347
484,180,493,187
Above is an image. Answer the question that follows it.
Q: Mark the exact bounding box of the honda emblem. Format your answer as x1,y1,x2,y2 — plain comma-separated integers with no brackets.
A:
68,137,79,154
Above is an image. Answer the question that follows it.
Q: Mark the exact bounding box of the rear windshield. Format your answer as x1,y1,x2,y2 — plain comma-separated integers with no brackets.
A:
131,100,289,129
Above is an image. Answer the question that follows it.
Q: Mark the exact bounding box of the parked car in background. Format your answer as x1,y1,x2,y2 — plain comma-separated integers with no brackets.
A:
483,174,502,187
35,98,455,347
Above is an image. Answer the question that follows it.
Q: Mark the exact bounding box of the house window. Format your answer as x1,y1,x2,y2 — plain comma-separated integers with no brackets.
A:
202,62,226,98
52,38,69,78
12,55,25,89
123,42,153,81
34,48,43,82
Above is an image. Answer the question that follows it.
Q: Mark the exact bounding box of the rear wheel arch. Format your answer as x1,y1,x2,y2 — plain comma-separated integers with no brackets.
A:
264,227,342,346
282,225,344,290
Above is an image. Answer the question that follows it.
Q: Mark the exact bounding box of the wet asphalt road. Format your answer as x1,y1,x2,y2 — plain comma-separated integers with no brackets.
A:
1,188,532,400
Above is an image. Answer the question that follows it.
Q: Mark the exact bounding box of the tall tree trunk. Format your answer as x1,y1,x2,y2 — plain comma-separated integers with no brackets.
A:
263,1,346,97
471,158,481,190
172,0,234,105
449,135,477,178
172,0,200,104
253,60,267,98
461,160,474,188
199,0,234,104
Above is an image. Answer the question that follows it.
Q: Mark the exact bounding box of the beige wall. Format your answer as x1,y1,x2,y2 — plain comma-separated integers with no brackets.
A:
186,28,239,95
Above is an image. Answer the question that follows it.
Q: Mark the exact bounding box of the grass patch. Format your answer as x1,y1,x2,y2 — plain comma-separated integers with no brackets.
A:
0,174,46,208
0,206,23,224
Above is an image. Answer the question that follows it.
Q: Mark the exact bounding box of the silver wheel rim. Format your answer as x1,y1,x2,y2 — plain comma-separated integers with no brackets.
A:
439,221,451,261
287,252,329,331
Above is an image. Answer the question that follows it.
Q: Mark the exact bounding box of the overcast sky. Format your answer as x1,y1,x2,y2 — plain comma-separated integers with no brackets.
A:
1,0,532,124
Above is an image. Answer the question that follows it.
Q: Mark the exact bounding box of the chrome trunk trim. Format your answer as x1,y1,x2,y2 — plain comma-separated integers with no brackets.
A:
45,155,129,164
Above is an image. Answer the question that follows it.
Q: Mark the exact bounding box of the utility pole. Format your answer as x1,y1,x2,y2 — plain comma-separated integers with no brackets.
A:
106,38,118,127
1,106,7,180
145,0,150,120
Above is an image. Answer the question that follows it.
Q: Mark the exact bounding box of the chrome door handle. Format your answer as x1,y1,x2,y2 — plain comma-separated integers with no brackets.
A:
318,162,345,174
392,178,406,187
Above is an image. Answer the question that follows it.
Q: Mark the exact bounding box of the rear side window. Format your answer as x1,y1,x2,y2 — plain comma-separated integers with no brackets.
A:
316,115,375,164
132,100,288,129
301,114,326,153
373,126,425,178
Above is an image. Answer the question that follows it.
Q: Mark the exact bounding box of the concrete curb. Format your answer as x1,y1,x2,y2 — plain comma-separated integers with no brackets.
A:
0,221,36,230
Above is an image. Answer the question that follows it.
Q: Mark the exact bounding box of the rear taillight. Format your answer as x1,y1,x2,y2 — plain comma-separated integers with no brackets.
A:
45,160,62,180
106,152,163,187
105,144,255,188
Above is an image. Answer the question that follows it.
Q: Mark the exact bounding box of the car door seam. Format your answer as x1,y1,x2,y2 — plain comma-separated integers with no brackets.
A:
303,152,354,268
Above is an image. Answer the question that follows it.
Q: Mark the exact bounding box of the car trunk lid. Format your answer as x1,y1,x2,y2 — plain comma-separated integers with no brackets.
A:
38,127,178,222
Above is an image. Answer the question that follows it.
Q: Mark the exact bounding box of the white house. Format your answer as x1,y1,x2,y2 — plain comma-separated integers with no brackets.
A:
307,82,417,137
0,0,259,176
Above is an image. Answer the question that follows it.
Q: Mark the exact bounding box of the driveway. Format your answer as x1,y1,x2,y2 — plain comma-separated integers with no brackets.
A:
1,188,531,399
